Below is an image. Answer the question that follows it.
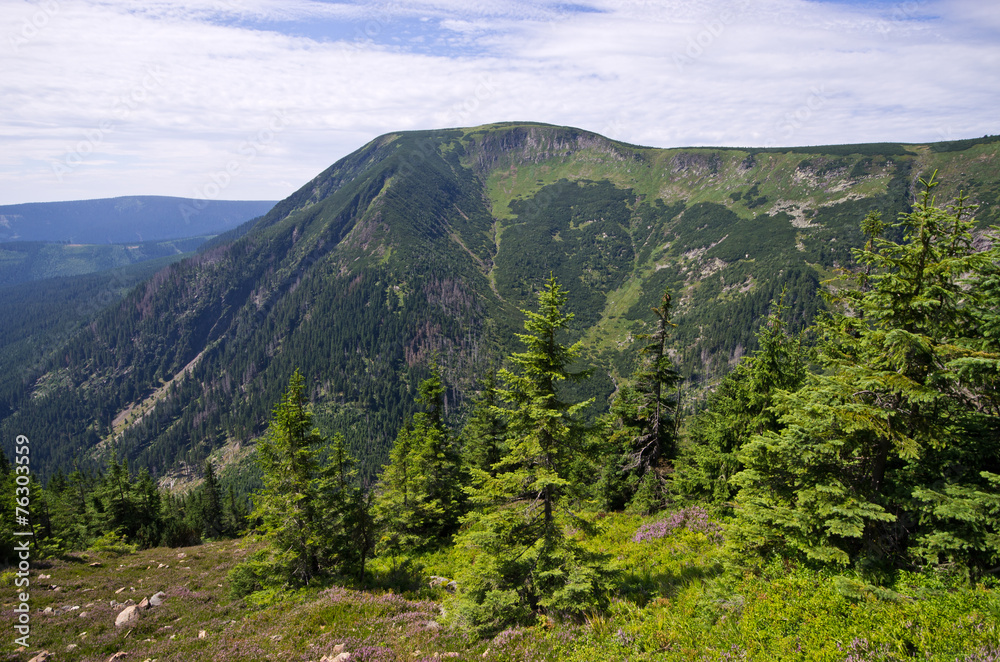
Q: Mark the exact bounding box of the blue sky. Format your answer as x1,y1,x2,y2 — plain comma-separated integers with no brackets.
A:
1,0,997,206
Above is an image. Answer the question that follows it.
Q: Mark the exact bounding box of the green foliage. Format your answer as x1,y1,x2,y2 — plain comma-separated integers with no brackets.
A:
456,509,613,634
732,173,1000,573
321,432,376,582
491,275,594,522
911,472,1000,575
675,293,806,507
460,368,508,479
87,531,138,556
752,142,917,156
458,276,610,633
929,134,1000,153
496,179,635,329
244,370,373,587
374,365,465,554
599,289,681,512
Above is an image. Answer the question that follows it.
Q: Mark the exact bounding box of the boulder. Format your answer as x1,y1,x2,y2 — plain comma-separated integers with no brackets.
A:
429,576,458,593
27,652,53,662
149,591,167,607
319,646,349,662
115,605,141,628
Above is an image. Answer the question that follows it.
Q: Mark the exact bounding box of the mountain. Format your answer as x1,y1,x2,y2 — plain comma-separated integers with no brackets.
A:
0,196,276,244
0,236,211,286
2,123,998,482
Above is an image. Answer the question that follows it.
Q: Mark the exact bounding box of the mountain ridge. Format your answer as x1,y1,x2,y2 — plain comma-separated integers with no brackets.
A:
2,122,998,483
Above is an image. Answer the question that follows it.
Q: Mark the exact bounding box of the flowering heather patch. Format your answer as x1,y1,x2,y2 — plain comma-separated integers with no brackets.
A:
632,506,723,543
491,627,528,650
841,637,893,662
320,586,439,616
717,644,748,661
351,644,399,661
960,648,1000,662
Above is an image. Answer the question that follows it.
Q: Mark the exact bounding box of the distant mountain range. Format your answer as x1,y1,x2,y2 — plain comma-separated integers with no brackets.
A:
0,196,276,244
2,123,998,483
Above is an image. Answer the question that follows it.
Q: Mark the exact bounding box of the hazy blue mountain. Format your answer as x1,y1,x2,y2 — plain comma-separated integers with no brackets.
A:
0,196,276,243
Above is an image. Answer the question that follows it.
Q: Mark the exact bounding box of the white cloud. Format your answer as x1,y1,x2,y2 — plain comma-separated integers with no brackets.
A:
0,0,997,206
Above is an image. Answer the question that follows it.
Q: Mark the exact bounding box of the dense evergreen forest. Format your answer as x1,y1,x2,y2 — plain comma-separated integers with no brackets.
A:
3,175,998,653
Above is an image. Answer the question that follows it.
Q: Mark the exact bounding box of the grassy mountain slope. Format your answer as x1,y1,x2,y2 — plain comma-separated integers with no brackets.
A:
1,123,997,482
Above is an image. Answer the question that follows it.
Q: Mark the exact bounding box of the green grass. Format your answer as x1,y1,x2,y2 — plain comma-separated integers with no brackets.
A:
7,512,998,662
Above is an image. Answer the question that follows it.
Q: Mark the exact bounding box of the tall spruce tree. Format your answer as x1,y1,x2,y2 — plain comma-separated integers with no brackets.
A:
600,289,682,512
374,364,463,554
247,369,371,585
318,432,375,581
251,369,326,584
732,174,1000,574
457,275,609,634
198,461,225,539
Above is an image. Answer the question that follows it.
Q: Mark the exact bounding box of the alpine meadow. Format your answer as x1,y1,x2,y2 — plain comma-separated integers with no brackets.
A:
3,123,1000,661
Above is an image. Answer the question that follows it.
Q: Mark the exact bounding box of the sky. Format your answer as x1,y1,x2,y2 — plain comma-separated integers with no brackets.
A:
1,0,998,205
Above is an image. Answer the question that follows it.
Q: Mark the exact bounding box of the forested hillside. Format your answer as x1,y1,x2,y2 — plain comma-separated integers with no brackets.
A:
1,124,998,488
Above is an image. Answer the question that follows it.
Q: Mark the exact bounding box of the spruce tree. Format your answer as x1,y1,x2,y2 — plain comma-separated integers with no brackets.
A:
600,289,682,512
249,370,328,584
374,365,463,553
675,293,806,507
236,370,372,591
457,275,609,634
460,368,507,480
317,433,374,581
732,174,1000,573
199,461,225,538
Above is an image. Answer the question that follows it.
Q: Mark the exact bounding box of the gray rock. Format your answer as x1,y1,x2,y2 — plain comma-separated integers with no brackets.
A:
115,604,141,628
149,591,167,607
